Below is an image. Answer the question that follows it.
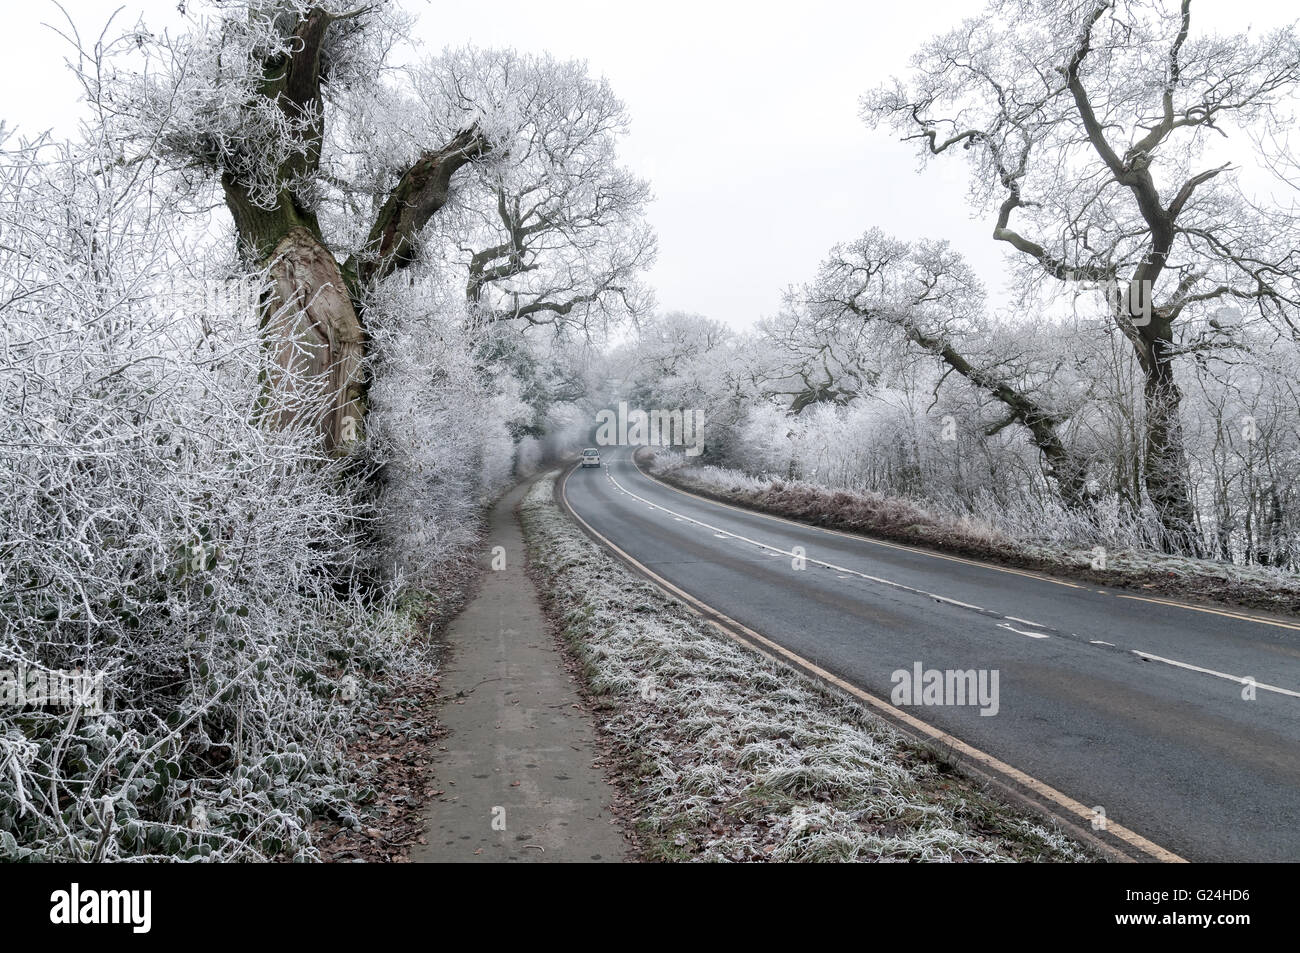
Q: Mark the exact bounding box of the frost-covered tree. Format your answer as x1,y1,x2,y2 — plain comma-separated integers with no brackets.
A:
865,0,1300,546
803,231,1091,507
93,1,651,451
428,49,657,329
605,312,762,462
754,304,878,415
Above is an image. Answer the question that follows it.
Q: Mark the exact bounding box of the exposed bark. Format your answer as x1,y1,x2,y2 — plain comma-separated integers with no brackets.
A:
222,164,367,452
1136,333,1198,543
466,188,532,305
216,8,484,452
347,125,491,290
259,226,365,454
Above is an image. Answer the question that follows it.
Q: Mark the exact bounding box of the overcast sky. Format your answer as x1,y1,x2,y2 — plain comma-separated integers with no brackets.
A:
2,0,1294,328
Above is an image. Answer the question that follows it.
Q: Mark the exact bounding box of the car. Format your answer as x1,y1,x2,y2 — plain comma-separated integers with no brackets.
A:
580,448,601,467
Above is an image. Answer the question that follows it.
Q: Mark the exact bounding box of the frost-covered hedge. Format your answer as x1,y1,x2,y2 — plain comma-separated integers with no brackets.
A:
0,132,490,861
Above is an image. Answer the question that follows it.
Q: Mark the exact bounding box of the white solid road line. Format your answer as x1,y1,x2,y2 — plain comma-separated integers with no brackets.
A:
615,456,1300,704
605,464,1018,625
1132,650,1300,699
561,461,1186,864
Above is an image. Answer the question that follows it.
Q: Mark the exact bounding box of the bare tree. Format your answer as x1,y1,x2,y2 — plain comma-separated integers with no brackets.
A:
865,0,1300,547
92,2,651,451
756,305,878,414
805,230,1091,507
435,50,657,331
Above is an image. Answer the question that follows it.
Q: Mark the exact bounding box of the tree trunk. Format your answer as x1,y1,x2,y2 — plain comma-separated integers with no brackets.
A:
222,170,365,454
1139,337,1198,551
261,227,365,454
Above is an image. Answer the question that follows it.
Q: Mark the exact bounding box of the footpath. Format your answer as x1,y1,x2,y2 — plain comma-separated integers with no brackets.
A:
412,476,628,862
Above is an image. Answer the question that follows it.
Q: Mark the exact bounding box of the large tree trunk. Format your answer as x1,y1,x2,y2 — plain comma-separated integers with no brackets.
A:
1138,336,1199,551
222,169,365,454
213,9,486,453
261,227,365,454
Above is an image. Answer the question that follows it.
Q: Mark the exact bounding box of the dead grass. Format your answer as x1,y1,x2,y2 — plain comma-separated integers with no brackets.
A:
647,452,1300,618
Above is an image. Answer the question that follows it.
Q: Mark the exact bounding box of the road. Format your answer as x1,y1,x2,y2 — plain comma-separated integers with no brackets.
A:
560,447,1300,862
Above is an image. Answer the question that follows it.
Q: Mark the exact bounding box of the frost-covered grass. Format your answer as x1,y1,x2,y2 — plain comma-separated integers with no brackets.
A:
521,474,1094,862
648,451,1300,616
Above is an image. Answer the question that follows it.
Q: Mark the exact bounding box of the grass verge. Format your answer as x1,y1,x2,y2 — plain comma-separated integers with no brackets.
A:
646,451,1300,618
521,472,1097,862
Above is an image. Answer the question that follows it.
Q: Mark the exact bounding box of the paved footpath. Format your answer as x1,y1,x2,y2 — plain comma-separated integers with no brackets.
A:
413,476,627,863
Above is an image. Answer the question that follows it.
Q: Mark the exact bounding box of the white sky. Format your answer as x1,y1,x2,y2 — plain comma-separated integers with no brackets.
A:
2,0,1295,328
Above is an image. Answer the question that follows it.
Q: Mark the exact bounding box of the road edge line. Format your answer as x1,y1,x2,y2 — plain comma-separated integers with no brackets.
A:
557,461,1187,865
632,450,1300,632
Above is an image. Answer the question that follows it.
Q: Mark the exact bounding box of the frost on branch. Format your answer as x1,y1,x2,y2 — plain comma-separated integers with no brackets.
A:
363,268,523,584
0,127,428,862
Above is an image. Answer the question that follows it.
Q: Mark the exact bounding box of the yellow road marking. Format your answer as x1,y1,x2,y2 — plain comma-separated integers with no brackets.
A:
1115,594,1300,633
559,463,1187,864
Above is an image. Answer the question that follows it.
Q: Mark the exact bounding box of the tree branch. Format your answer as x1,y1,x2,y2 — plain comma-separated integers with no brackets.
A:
347,124,491,289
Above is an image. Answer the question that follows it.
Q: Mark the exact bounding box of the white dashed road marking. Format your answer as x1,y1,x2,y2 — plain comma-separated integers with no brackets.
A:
1132,651,1300,699
998,622,1050,639
597,457,1300,703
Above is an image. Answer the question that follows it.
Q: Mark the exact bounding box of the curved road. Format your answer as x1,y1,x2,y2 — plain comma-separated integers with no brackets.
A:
561,447,1300,862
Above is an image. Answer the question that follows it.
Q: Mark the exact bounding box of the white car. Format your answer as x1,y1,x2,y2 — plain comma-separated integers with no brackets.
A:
580,448,601,468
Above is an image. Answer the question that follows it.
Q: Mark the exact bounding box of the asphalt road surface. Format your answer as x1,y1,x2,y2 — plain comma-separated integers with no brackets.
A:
561,447,1300,862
